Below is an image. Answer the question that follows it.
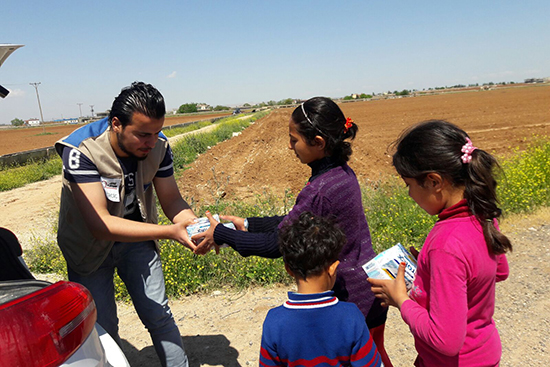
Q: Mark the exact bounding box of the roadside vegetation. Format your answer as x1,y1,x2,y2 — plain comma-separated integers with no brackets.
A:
0,157,62,191
19,126,550,300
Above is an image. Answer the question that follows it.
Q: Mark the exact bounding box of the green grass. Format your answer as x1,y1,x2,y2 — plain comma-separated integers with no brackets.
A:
162,120,216,138
22,133,550,300
0,157,62,191
497,138,550,214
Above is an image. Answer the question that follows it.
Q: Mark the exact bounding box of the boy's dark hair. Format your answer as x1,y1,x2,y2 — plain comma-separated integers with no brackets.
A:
392,119,512,255
278,212,345,280
292,97,358,162
109,81,165,127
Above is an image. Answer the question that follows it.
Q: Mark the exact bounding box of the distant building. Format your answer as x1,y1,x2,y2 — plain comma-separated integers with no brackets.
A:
524,78,545,84
96,111,109,119
197,103,211,111
26,119,40,126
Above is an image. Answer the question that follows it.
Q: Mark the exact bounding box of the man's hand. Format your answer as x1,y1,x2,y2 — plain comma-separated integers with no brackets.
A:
192,211,220,255
171,217,198,251
367,262,410,309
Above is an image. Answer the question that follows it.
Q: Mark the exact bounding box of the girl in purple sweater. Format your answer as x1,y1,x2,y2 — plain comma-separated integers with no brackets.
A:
369,120,512,367
194,97,393,366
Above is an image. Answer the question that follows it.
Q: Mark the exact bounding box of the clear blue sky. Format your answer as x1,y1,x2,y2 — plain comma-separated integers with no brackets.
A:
1,0,549,124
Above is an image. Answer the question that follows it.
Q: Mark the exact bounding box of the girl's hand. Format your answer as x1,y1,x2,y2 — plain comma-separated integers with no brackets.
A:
192,211,220,255
368,262,410,309
409,246,420,260
220,215,247,231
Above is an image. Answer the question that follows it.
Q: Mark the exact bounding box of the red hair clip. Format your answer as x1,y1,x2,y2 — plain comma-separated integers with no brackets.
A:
344,117,353,133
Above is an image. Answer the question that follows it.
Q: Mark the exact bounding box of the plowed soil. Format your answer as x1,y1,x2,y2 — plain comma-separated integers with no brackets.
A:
176,85,550,205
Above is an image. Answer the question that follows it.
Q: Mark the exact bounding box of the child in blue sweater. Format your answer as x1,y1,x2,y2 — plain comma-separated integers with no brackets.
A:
260,212,383,367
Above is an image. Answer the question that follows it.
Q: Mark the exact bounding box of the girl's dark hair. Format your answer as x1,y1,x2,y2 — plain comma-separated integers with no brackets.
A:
279,212,345,279
109,81,165,127
392,120,512,255
291,97,358,162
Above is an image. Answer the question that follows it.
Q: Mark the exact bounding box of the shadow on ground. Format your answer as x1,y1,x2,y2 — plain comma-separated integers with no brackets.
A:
122,334,241,367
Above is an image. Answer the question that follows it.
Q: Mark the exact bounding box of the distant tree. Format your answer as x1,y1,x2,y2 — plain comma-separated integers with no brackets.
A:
359,93,372,99
11,118,24,126
278,98,293,105
213,105,230,111
243,103,251,107
343,95,353,100
177,103,198,114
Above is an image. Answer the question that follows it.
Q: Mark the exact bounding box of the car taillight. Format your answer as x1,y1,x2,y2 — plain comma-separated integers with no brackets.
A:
0,281,97,367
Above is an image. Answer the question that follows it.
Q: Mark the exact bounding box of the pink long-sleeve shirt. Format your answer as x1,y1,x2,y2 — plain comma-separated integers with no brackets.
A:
401,200,509,367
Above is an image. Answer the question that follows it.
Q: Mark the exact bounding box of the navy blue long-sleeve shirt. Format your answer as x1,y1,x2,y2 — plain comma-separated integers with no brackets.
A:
213,157,377,317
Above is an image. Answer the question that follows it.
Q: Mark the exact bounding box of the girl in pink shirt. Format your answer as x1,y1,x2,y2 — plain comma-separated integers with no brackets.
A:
369,120,512,366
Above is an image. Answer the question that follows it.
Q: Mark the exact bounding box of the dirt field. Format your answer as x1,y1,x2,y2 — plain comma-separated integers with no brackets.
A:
0,112,232,156
176,85,550,205
1,85,549,366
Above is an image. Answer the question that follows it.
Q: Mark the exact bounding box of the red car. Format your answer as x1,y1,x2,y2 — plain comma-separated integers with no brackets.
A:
0,227,130,367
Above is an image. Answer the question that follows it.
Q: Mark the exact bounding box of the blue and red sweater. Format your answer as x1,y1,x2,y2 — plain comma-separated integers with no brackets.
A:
260,291,382,367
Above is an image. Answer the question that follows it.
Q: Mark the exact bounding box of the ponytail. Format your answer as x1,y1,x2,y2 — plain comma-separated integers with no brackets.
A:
464,150,512,254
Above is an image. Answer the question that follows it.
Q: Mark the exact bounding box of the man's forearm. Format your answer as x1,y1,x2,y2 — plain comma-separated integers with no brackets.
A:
87,214,181,243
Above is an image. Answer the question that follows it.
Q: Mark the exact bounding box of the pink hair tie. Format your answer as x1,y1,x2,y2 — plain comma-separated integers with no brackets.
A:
461,137,477,164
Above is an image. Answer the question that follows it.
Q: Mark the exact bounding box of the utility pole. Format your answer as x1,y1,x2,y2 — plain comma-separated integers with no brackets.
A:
29,82,44,123
90,105,94,118
77,103,83,119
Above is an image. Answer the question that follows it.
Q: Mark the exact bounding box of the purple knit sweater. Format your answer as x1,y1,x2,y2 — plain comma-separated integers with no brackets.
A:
214,159,377,317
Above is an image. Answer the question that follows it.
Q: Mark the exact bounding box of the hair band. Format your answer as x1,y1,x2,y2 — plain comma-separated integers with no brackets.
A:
461,137,477,164
301,103,315,128
300,102,325,136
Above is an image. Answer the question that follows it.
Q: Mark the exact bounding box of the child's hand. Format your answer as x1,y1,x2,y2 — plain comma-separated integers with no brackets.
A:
409,246,420,260
220,215,247,231
368,262,410,309
192,211,221,255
